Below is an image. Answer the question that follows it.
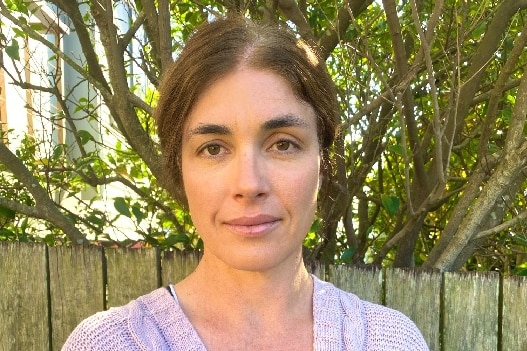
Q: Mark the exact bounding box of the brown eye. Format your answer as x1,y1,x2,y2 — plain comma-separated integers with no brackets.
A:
206,145,221,155
276,141,291,151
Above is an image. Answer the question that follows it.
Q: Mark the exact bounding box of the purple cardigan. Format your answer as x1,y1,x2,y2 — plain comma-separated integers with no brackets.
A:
63,276,429,350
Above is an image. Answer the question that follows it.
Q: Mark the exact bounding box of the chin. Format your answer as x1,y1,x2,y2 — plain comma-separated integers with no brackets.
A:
211,248,303,273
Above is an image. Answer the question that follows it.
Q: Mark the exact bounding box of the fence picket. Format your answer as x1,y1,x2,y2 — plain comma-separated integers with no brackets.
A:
443,272,500,351
0,242,49,351
106,248,159,307
502,275,527,350
161,250,200,286
329,265,383,304
385,268,441,351
48,245,104,350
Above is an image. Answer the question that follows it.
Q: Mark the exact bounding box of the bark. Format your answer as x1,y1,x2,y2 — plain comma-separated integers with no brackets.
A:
423,155,496,268
431,140,527,271
278,0,314,42
157,0,173,72
49,0,112,94
451,170,527,270
382,0,428,265
0,144,88,245
477,22,527,159
318,0,374,59
445,0,527,149
89,1,164,181
428,16,527,268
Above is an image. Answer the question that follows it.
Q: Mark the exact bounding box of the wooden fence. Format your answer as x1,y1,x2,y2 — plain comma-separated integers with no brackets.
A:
0,242,526,351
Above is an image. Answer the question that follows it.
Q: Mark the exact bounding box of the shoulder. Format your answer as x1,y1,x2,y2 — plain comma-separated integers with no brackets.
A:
312,276,429,350
359,299,429,350
62,303,138,350
62,287,175,351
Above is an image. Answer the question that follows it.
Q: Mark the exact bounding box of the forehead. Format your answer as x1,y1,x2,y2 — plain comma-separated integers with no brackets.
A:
184,68,317,131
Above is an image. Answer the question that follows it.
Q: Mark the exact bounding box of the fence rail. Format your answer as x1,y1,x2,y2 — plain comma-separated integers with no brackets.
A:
1,242,526,351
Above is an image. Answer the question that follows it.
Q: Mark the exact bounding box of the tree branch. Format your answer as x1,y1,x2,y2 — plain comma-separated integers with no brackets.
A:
445,0,527,148
318,0,373,59
157,0,173,72
277,0,314,41
478,23,527,159
473,205,527,240
0,143,87,244
49,0,112,94
89,0,164,182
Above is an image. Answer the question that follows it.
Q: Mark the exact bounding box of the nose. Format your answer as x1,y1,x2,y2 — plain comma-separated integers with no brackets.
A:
231,149,269,201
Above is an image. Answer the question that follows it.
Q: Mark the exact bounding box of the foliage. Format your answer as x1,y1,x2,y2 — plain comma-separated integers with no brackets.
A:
0,0,526,272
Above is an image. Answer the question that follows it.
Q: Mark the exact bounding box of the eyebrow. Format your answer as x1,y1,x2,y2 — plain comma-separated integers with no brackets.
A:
262,114,310,130
185,114,309,141
186,124,231,139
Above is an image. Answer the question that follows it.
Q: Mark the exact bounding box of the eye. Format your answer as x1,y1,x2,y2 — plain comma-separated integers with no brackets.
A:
205,144,221,156
276,140,292,151
270,139,300,153
198,143,226,157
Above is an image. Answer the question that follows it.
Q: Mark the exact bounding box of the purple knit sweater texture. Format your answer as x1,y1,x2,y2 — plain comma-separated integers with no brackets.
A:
63,276,429,350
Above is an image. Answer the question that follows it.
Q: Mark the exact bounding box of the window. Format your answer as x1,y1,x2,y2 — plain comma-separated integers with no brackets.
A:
1,2,69,156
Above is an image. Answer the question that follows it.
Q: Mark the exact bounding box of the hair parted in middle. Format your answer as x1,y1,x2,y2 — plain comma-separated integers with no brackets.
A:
155,15,339,205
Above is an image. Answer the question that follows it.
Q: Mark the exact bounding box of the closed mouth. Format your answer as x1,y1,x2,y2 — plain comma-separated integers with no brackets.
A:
224,214,280,226
224,214,280,235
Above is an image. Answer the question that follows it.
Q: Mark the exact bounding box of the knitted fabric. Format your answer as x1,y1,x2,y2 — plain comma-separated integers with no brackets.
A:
62,276,429,350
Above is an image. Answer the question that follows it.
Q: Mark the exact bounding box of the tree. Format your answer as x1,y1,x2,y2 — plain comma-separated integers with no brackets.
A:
0,0,526,272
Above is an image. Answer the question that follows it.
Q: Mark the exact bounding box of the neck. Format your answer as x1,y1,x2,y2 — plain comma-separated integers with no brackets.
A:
176,249,313,320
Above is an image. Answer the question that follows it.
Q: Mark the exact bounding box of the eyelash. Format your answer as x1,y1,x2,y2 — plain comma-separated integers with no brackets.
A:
269,139,300,153
196,137,301,158
197,142,226,157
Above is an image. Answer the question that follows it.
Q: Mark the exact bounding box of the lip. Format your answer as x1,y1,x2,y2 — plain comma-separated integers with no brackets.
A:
223,214,281,236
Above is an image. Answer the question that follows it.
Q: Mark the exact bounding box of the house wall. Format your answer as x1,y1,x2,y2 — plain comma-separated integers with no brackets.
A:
1,12,64,154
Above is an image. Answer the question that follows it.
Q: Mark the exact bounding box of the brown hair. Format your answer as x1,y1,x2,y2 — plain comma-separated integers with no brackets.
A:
155,16,339,204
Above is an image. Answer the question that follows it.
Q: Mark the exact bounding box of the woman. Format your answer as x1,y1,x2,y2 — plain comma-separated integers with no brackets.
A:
63,16,429,350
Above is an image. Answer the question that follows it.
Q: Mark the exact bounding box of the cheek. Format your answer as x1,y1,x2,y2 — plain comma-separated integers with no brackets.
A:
182,166,214,233
183,169,205,203
279,162,320,209
182,160,229,224
181,160,206,209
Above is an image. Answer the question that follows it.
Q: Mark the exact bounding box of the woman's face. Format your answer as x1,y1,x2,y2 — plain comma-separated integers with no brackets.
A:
181,67,320,272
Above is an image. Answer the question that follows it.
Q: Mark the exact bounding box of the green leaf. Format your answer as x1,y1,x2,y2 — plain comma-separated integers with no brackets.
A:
0,228,16,240
309,219,321,233
0,205,16,219
513,262,527,276
131,203,144,224
196,238,204,250
502,105,512,123
52,144,66,160
381,195,400,216
5,40,20,61
114,197,131,217
77,130,95,145
20,217,28,233
43,234,56,246
473,22,486,37
163,234,189,247
144,235,160,246
86,213,105,228
341,247,356,263
512,235,527,247
388,144,404,156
